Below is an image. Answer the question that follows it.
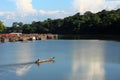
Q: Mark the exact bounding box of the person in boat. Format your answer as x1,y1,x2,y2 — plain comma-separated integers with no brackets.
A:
37,58,40,61
35,58,40,63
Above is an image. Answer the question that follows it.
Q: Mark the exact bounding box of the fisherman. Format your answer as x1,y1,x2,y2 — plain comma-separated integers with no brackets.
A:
35,58,40,63
37,58,40,61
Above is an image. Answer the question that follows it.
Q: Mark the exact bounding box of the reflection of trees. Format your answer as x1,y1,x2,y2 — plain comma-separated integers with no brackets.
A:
69,40,105,80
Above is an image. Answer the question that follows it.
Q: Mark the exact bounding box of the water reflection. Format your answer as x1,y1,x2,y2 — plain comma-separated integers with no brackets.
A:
0,62,34,80
16,65,32,76
0,42,34,80
15,43,34,76
70,40,105,80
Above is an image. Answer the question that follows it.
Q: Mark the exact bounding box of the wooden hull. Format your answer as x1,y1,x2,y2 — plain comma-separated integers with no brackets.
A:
35,58,55,64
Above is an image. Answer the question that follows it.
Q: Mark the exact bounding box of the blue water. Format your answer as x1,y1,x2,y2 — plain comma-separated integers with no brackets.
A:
0,40,120,80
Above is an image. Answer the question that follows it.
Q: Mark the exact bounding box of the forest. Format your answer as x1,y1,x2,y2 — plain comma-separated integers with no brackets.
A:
1,9,120,35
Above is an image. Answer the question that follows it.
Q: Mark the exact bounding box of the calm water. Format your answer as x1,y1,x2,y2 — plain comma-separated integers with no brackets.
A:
0,40,120,80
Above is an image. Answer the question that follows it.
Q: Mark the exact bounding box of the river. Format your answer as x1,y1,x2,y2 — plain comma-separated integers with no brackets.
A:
0,40,120,80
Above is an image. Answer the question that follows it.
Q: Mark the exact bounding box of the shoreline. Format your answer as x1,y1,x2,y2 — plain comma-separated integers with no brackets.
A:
0,34,120,43
58,34,120,41
0,34,58,43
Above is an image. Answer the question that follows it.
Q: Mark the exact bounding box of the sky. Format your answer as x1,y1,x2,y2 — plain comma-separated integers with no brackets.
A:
0,0,120,26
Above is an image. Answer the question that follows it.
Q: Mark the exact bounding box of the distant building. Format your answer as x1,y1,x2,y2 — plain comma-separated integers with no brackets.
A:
10,33,22,36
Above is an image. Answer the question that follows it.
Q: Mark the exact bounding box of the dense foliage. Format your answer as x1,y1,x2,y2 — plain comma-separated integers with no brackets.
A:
2,9,120,34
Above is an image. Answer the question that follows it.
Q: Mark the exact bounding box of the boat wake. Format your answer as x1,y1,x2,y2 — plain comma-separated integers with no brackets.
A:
0,62,34,77
0,62,34,68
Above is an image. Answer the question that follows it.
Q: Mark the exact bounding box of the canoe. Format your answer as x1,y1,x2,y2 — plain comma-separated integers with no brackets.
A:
35,57,55,64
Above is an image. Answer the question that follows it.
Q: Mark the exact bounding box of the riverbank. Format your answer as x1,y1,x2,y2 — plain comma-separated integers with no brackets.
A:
58,34,120,41
0,34,119,43
0,34,58,43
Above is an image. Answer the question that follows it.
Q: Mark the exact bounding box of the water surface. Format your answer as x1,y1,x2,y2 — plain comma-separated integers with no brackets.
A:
0,40,120,80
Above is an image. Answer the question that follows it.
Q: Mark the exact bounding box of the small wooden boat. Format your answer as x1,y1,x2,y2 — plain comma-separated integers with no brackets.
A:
35,57,55,64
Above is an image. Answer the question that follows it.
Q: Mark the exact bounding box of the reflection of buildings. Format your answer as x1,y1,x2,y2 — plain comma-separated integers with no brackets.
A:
70,40,105,80
15,43,33,76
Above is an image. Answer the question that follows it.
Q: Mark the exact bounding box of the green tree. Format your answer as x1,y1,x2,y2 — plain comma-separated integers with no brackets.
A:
22,24,32,33
0,21,6,33
18,22,23,27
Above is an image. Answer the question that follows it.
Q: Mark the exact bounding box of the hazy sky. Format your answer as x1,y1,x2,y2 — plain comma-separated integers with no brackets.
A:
0,0,120,26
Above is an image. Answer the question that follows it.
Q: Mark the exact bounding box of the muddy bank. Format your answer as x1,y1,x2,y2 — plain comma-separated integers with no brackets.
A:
0,34,58,43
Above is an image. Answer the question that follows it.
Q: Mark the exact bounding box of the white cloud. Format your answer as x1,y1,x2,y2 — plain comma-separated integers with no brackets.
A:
0,11,16,24
0,10,71,26
73,0,120,14
39,10,72,19
13,0,36,14
0,0,72,26
39,10,66,15
0,11,4,16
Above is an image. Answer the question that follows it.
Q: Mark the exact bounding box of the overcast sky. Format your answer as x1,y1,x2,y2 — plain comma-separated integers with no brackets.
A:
0,0,120,26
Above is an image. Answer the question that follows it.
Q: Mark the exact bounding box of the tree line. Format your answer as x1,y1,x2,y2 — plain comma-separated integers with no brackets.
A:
1,9,120,34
